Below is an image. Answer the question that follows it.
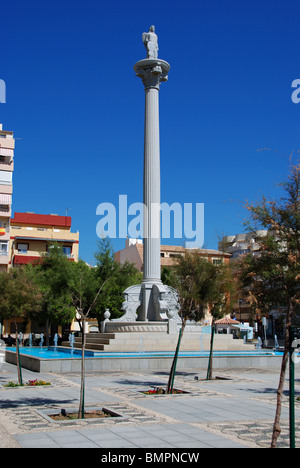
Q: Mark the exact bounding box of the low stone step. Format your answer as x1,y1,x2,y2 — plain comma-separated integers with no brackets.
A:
62,341,106,351
85,333,116,339
62,333,116,352
74,337,111,345
73,343,106,351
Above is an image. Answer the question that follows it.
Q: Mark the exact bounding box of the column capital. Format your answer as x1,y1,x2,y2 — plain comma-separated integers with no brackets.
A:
134,59,170,90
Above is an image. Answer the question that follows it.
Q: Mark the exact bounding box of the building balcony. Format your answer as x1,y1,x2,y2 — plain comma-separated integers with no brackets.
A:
0,156,14,171
0,162,13,172
0,150,14,172
0,184,12,195
0,132,15,148
0,207,11,217
13,253,75,265
0,252,9,264
10,226,79,243
13,254,43,265
0,229,10,241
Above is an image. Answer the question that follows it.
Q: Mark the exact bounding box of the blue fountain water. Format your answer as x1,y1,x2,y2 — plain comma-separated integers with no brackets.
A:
6,346,277,360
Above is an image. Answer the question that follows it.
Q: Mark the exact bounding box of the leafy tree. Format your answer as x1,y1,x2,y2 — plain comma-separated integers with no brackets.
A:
0,267,42,384
166,252,235,390
238,163,300,448
91,238,142,327
34,244,76,342
67,242,141,419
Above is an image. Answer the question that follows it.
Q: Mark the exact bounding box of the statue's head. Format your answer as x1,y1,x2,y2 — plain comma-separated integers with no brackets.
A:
149,25,155,32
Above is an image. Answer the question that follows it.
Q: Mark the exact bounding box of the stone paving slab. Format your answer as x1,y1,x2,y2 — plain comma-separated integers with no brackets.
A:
0,360,300,449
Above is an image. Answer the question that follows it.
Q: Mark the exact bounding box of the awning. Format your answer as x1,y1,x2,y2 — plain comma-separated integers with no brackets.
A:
14,236,76,243
0,148,13,157
13,255,75,265
13,255,44,265
0,194,11,205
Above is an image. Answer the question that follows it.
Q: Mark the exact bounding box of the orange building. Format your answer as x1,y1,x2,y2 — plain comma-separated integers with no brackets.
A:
9,212,79,266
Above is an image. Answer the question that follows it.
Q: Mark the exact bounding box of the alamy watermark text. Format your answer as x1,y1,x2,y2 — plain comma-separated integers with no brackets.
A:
96,195,204,248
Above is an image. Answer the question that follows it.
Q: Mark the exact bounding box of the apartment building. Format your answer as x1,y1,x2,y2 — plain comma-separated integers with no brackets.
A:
115,238,231,272
9,212,79,266
218,231,267,260
0,124,14,272
217,231,282,336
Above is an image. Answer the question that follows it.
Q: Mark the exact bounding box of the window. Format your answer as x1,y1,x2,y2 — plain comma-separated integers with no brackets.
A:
62,246,72,257
17,243,29,254
212,259,222,265
0,241,8,255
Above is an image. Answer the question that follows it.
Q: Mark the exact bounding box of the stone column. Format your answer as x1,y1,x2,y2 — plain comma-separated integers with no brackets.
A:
134,58,170,320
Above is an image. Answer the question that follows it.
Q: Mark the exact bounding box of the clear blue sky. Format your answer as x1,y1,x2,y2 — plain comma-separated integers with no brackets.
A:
1,0,299,264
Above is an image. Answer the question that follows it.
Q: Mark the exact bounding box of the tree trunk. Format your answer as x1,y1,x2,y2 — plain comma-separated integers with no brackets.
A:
167,320,186,394
206,321,215,380
271,308,292,448
78,316,86,419
46,319,50,347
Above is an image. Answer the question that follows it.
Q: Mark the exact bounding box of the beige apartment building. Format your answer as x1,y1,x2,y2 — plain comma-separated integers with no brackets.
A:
0,124,14,272
9,212,79,266
115,238,231,271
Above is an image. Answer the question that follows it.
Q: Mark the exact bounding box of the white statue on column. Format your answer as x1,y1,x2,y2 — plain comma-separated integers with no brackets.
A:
142,25,159,59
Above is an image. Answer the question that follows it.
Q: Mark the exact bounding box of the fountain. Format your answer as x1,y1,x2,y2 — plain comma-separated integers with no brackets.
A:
40,333,44,349
69,333,75,355
256,336,262,350
53,333,58,351
29,333,33,348
274,334,279,350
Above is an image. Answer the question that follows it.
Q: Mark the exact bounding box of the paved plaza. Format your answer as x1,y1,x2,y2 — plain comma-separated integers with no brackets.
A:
0,355,300,449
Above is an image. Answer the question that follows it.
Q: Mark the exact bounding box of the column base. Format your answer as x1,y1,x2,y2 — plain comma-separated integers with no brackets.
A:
114,283,181,323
